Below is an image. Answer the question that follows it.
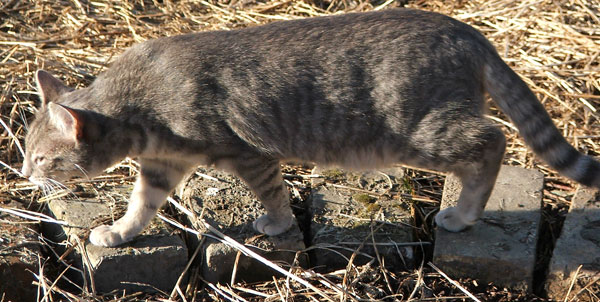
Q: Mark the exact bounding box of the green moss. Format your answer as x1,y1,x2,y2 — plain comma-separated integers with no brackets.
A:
353,193,377,205
322,169,345,181
350,222,371,230
353,193,381,220
401,175,413,193
365,202,381,213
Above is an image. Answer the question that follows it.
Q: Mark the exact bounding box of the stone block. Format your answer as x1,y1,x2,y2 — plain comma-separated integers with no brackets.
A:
43,186,188,294
0,201,41,302
180,168,306,284
433,165,543,292
547,186,600,302
309,167,414,271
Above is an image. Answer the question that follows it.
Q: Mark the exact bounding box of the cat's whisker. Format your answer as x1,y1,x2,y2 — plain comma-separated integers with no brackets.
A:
45,179,64,196
38,179,73,203
19,105,29,131
38,183,53,202
46,179,67,194
39,181,50,197
47,178,79,201
74,164,90,180
43,180,58,195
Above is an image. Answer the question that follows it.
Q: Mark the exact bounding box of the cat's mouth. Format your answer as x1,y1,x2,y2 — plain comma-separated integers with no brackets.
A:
28,177,46,188
27,175,71,191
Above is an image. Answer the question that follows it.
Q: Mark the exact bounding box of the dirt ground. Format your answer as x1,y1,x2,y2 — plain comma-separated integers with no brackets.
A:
1,0,599,301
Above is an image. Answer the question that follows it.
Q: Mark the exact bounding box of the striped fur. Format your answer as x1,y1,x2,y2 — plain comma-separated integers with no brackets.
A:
484,58,600,187
22,8,600,247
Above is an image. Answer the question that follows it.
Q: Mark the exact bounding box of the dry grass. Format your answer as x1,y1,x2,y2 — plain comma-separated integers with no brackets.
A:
1,0,599,301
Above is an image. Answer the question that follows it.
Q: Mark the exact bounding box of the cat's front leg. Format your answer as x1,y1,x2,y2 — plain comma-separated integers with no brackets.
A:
90,159,190,247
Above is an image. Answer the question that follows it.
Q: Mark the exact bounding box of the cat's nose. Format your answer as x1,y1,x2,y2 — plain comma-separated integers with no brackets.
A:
21,161,31,178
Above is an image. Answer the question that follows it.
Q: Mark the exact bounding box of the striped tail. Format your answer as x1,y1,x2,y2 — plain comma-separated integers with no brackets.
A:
483,53,600,187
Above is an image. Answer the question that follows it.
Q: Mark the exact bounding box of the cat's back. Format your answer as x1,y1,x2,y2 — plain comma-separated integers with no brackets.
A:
123,8,487,62
99,8,492,107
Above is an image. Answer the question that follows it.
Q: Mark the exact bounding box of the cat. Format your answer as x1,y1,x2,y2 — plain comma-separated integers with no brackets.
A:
22,8,600,247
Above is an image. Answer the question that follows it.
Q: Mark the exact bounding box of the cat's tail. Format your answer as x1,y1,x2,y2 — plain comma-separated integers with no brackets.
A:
483,53,600,188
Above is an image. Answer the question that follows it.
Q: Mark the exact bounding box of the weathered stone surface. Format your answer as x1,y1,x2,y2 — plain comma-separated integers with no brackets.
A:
0,201,41,302
433,165,543,292
181,168,306,283
44,186,187,293
309,167,414,271
547,186,600,302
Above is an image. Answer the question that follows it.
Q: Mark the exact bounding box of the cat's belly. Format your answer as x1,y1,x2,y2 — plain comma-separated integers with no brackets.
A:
287,144,402,170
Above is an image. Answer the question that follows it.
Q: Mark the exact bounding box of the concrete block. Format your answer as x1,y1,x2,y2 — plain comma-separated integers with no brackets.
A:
433,165,543,292
0,201,41,302
180,168,306,284
309,167,414,271
547,186,600,302
44,187,188,294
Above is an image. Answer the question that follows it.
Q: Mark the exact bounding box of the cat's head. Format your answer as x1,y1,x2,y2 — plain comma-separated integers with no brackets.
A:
22,71,102,186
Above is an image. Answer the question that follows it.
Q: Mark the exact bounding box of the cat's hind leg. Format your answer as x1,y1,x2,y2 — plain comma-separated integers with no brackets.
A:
434,122,506,232
222,153,294,236
89,159,191,247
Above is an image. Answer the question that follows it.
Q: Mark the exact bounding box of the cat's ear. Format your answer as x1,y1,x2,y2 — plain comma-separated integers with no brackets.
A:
47,103,85,141
35,70,73,106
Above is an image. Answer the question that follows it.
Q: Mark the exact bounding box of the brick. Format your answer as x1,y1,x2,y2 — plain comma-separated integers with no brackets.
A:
0,201,41,302
433,165,543,292
44,187,188,294
547,186,600,302
309,167,414,271
180,168,306,283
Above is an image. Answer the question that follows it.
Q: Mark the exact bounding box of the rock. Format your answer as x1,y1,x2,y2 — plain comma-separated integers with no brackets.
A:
546,186,600,302
180,168,306,284
433,165,543,292
43,186,188,294
0,201,41,302
309,167,415,271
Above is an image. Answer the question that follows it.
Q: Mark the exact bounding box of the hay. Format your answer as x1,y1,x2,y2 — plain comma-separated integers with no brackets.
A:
1,0,599,301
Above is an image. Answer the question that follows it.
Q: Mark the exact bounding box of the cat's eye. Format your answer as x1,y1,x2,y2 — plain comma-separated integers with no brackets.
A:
33,156,46,165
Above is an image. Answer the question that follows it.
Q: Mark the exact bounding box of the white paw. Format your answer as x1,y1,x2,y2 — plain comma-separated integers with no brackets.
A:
89,224,129,247
253,214,294,236
434,207,475,232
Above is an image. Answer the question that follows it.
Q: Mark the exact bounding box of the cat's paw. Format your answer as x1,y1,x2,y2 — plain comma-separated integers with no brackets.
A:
434,207,475,232
89,224,129,247
253,214,294,236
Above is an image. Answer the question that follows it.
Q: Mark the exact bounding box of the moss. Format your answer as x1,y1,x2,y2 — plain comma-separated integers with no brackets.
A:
322,169,345,181
350,222,372,230
353,193,377,205
353,193,381,220
401,175,413,193
365,202,381,213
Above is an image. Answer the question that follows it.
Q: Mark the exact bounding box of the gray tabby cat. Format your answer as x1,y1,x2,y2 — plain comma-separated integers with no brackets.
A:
22,9,600,247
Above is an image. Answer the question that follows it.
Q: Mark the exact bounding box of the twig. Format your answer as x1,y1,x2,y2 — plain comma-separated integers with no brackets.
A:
564,264,583,302
428,262,481,302
74,235,96,296
335,241,430,247
0,207,74,227
0,115,25,157
196,171,221,182
202,220,337,302
169,236,204,301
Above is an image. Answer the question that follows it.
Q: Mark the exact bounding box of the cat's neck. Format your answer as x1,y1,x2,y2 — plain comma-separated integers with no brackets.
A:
73,86,200,164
